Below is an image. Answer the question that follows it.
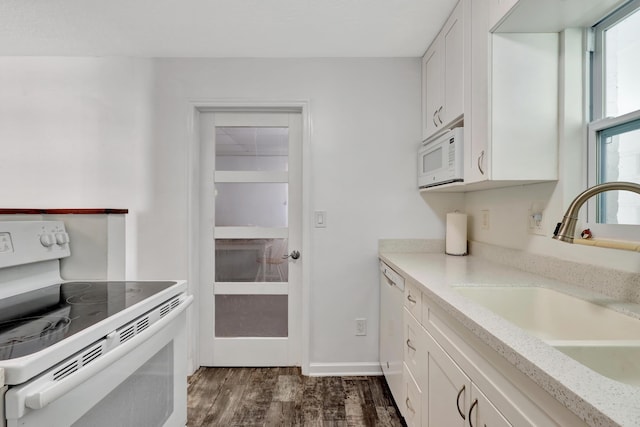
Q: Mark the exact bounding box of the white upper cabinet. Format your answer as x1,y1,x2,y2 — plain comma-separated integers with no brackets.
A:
465,33,559,185
488,0,518,30
421,0,560,192
492,0,627,33
422,1,464,141
422,44,443,139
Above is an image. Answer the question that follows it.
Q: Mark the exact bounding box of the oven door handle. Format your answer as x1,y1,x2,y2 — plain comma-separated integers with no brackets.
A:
24,294,193,412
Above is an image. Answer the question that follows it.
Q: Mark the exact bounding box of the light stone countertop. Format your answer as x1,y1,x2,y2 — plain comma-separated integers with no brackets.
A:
379,251,640,427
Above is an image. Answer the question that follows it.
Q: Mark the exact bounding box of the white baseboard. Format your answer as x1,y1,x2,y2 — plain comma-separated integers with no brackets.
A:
307,362,383,377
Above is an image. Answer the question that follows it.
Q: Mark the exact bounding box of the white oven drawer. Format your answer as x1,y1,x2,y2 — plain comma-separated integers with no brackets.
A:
5,296,191,427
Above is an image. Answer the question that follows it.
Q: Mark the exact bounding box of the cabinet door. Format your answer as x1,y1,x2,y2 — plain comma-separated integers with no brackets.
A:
403,309,427,388
442,1,464,127
422,42,443,140
403,363,422,426
425,332,470,427
488,0,518,29
466,0,490,183
470,384,512,427
380,272,404,404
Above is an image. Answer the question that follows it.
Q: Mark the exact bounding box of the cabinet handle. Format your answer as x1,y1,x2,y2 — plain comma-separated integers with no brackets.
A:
468,399,479,427
406,397,415,413
406,339,416,351
407,294,417,304
477,150,485,175
433,110,439,127
456,385,466,420
437,106,443,124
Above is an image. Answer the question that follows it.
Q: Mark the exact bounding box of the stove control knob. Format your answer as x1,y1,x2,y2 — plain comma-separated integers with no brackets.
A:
40,234,55,247
55,232,70,245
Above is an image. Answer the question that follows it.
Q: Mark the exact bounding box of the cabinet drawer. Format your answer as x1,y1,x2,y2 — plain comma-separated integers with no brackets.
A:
403,308,427,388
404,280,421,320
402,363,422,427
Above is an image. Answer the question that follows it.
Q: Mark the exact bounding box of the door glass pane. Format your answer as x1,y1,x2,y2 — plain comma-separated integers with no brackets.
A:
215,183,288,227
215,127,288,171
215,295,288,337
215,238,288,282
597,118,640,224
604,7,640,117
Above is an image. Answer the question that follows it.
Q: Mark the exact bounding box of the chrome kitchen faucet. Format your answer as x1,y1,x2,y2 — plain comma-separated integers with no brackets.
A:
553,181,640,243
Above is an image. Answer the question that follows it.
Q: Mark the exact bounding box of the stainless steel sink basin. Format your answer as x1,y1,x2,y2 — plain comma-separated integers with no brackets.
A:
454,286,640,386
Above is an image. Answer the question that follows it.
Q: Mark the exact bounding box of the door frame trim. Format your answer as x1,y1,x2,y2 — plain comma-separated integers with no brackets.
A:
186,99,311,375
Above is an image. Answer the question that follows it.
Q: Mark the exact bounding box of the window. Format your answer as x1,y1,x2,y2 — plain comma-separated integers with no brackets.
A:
589,0,640,233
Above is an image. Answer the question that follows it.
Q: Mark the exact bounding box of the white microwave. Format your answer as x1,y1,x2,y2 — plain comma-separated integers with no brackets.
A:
418,127,464,189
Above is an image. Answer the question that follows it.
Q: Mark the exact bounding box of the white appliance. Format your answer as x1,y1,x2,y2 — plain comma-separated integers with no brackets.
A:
379,261,405,406
418,127,464,189
0,221,192,427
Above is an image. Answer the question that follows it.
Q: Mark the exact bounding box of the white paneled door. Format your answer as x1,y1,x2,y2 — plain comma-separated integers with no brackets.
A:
199,111,302,366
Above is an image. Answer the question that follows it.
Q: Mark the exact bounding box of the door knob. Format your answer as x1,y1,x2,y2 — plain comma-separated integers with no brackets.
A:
283,250,300,260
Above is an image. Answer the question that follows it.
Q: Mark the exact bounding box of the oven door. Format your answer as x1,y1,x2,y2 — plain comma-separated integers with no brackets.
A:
4,296,192,427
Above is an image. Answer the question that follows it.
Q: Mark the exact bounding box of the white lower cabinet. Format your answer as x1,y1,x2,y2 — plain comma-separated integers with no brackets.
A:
422,316,510,427
380,259,587,426
403,308,426,424
392,287,586,426
470,384,512,427
425,330,470,426
402,364,422,427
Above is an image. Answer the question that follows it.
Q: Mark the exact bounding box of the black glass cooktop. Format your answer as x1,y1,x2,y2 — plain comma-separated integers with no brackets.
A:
0,281,176,361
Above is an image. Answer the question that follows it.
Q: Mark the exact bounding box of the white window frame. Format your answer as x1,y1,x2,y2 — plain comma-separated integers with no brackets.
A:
586,0,640,240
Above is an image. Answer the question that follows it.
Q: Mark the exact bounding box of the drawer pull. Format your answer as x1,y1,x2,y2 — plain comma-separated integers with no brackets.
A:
406,339,416,351
468,399,479,427
407,294,417,304
456,385,466,420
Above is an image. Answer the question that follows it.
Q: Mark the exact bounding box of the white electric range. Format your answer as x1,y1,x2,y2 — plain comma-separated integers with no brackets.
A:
0,221,192,427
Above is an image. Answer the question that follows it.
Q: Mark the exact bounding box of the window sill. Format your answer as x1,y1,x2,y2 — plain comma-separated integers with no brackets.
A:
574,237,640,252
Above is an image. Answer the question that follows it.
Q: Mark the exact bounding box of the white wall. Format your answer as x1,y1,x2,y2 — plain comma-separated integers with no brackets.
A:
0,57,443,371
151,58,442,370
0,57,154,277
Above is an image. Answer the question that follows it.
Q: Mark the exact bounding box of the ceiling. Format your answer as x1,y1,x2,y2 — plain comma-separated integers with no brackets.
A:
0,0,457,57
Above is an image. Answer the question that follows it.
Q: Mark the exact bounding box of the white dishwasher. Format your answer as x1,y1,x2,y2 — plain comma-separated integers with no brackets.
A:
379,261,405,405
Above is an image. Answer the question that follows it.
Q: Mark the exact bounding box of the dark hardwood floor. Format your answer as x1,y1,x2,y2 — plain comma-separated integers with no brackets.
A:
187,367,406,426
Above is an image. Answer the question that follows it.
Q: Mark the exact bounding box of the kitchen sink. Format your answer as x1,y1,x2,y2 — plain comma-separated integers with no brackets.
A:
453,286,640,341
552,342,640,386
454,286,640,386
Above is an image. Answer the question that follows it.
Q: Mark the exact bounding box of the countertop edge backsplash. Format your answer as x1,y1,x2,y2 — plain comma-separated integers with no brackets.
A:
378,238,445,254
378,239,640,304
469,241,640,304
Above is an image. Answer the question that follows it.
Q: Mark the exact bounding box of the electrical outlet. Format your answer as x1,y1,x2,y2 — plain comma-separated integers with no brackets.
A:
528,201,546,236
355,318,367,336
481,210,490,230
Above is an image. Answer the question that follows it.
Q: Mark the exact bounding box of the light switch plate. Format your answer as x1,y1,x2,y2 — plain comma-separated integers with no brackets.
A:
314,211,327,228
